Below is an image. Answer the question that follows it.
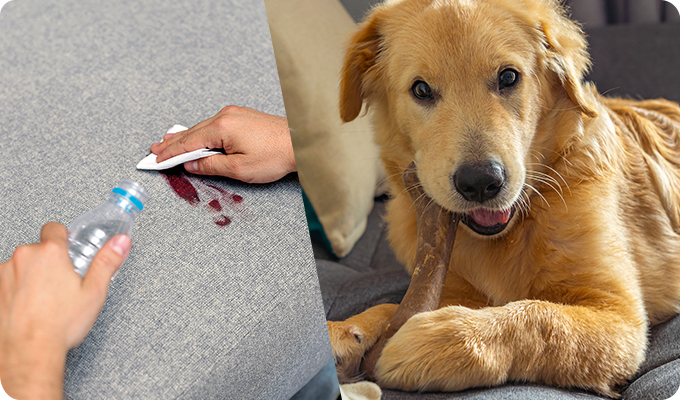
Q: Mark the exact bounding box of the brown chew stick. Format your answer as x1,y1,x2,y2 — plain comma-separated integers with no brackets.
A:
360,162,460,380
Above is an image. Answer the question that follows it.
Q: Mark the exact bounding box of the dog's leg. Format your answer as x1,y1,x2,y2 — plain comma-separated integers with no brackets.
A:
374,289,647,397
328,273,488,383
327,303,398,382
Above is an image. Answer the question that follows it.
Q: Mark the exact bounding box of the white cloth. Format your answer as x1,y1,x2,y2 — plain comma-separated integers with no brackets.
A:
136,125,222,170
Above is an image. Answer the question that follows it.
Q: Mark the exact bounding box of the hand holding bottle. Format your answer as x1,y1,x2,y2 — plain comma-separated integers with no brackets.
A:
0,223,131,399
68,180,147,277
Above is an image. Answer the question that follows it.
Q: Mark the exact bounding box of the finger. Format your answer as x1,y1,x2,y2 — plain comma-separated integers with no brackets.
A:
81,235,131,298
151,104,240,156
150,132,181,154
150,113,221,155
155,126,224,163
183,155,239,178
150,127,189,155
40,222,68,245
185,154,260,183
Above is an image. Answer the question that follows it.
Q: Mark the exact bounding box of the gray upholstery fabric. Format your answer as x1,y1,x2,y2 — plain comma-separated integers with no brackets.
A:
0,0,332,399
315,23,680,400
316,201,411,322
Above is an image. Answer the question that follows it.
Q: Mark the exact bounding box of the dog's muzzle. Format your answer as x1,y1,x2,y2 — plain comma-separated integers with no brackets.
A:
452,161,515,235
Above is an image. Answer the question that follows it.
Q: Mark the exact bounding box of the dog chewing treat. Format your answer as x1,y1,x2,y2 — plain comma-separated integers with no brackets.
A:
326,0,680,394
360,162,459,380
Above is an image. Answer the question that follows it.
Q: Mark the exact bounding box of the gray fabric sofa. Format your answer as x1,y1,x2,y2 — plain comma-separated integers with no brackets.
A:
315,23,680,400
0,0,334,398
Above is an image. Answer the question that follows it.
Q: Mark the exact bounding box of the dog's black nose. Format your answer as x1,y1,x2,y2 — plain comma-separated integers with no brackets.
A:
453,161,505,203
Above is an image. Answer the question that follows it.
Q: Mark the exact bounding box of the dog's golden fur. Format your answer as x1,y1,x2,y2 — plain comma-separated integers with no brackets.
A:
327,0,680,396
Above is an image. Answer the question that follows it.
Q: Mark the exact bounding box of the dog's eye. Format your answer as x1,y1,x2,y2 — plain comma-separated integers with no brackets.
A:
411,80,433,101
498,69,519,90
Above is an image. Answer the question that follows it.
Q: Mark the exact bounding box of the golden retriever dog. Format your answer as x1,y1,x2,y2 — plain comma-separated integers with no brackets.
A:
326,0,680,396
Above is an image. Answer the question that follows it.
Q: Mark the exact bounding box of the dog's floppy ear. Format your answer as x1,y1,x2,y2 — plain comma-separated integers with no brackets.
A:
340,10,385,123
538,4,598,118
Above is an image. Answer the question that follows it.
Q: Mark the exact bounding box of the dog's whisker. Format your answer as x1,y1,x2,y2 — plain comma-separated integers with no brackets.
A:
523,190,533,218
526,169,563,192
519,189,531,220
542,148,575,169
526,172,563,195
398,183,428,212
423,195,438,215
414,191,430,207
526,174,568,211
526,161,573,197
524,182,551,208
530,149,546,163
402,184,430,211
540,164,572,196
394,184,422,208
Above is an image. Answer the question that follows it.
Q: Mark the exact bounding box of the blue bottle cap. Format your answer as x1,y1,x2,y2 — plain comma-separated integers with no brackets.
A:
112,187,145,211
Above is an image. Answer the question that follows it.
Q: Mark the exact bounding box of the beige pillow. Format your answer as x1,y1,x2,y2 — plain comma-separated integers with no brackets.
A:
266,0,386,257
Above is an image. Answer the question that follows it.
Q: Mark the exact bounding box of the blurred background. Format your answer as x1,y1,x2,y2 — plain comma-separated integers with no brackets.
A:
339,0,680,25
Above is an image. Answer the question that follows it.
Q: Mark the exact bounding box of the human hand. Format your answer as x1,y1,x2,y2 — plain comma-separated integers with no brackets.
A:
0,222,131,400
150,106,296,184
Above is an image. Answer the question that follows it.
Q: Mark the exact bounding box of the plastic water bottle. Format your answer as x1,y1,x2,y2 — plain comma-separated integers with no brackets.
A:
68,179,148,277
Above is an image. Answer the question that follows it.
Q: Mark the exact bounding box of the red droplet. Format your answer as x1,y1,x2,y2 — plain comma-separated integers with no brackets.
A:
208,199,222,211
214,215,231,227
232,194,243,203
161,168,200,206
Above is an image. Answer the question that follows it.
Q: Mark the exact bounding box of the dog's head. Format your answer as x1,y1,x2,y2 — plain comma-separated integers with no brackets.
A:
341,0,598,237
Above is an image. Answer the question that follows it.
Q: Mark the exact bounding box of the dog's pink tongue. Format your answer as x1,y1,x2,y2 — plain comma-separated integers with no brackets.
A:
470,208,511,227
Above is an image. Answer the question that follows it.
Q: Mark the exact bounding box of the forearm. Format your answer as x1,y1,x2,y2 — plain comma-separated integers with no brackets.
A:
1,340,65,400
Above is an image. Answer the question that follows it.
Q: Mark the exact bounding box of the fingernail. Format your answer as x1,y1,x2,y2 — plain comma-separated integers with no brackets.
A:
186,161,198,172
109,235,132,256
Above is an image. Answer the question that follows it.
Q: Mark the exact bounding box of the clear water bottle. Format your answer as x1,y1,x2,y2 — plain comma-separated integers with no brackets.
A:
68,179,148,277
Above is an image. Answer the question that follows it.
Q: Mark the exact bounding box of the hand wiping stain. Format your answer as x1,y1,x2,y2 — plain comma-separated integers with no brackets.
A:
136,125,224,171
139,125,251,228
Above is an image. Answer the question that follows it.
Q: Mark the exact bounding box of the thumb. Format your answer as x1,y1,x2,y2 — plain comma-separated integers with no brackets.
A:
82,235,131,295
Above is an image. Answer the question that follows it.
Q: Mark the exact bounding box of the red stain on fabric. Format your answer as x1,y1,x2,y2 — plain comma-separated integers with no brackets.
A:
208,199,222,211
161,168,200,206
213,215,231,227
160,166,248,228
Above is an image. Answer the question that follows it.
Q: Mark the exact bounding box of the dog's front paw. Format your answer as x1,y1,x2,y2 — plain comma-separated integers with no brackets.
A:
374,307,510,391
327,320,372,382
